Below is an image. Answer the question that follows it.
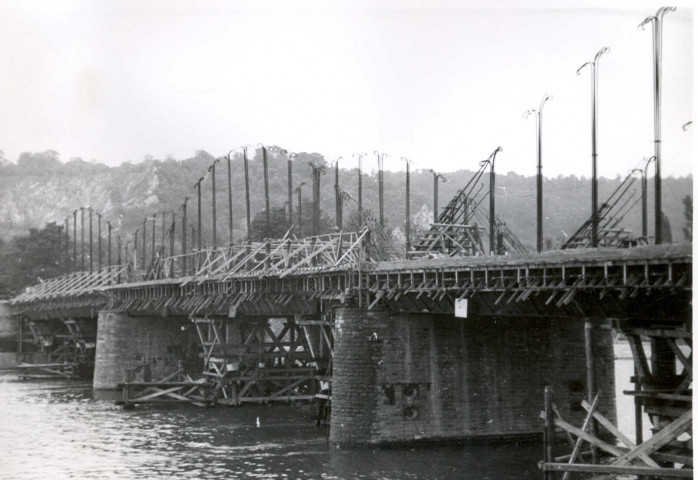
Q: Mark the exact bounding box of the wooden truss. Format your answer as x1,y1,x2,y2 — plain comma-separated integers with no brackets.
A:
16,317,95,379
563,171,642,249
117,315,334,408
184,315,333,406
411,168,528,258
117,368,215,408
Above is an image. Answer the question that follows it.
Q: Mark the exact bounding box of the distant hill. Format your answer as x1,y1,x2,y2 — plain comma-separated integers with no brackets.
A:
0,149,692,251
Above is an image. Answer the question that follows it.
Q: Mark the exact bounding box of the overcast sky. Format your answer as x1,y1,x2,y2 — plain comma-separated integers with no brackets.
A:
0,1,693,178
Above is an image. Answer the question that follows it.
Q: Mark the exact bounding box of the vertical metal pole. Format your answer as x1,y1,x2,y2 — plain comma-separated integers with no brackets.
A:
296,184,303,235
430,170,445,224
536,107,543,253
641,159,651,239
585,321,599,464
72,210,77,273
160,210,165,248
117,237,122,282
80,207,85,271
577,48,609,249
262,147,270,237
89,208,93,274
64,217,69,272
151,215,156,266
227,152,234,245
57,223,62,270
134,229,139,270
287,154,294,230
211,162,217,248
335,158,340,229
170,211,175,263
403,157,411,256
196,179,203,250
142,218,147,269
533,94,552,253
107,221,112,267
97,213,102,271
490,159,496,254
433,173,438,223
376,152,385,227
646,8,675,244
357,154,363,211
591,62,599,248
182,199,188,275
243,148,251,242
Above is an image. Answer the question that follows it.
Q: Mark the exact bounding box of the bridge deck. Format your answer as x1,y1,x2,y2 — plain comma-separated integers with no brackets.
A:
365,243,691,272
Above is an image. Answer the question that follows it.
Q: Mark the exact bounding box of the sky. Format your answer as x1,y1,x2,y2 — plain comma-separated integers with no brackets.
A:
0,0,693,178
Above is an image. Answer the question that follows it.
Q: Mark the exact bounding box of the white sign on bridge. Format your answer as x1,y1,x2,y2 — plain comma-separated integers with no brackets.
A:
454,298,468,318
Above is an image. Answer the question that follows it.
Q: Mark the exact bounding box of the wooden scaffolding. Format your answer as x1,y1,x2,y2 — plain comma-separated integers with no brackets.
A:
540,320,692,479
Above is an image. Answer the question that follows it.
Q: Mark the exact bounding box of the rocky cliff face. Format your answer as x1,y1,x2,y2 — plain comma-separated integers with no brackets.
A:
0,163,162,240
0,152,693,249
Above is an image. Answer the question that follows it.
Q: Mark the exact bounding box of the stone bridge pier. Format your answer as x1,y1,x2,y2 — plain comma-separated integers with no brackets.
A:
329,307,616,446
93,311,200,390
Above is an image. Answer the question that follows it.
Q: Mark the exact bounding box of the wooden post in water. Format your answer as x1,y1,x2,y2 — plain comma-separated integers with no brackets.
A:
543,386,555,480
584,321,599,464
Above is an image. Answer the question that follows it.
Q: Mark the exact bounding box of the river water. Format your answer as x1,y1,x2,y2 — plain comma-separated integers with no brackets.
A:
0,343,641,480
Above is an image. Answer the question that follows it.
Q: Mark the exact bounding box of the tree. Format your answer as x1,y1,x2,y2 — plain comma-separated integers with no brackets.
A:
249,207,291,241
682,195,692,242
16,150,61,174
0,222,67,293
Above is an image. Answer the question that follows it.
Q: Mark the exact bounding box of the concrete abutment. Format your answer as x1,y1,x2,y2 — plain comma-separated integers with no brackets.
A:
329,307,616,447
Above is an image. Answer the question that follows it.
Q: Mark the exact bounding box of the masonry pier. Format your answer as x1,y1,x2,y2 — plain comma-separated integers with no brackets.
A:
93,311,198,390
330,307,616,446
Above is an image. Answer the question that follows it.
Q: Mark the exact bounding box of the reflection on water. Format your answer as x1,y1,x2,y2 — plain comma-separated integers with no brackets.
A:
0,343,638,480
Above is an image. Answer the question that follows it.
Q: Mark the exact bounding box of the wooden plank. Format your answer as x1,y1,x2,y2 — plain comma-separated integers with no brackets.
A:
539,412,624,457
667,338,692,375
622,391,692,402
540,462,692,478
627,334,652,381
590,410,693,480
562,392,600,480
581,399,659,468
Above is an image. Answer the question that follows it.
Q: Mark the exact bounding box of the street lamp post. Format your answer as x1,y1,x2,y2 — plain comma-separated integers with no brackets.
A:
429,169,447,223
80,207,85,271
524,94,553,253
308,162,325,236
334,157,342,229
227,150,234,245
639,156,656,240
89,208,94,274
72,210,77,273
483,147,503,255
577,47,610,248
375,152,387,226
242,147,251,242
107,221,112,268
260,145,271,239
295,182,306,235
402,157,412,257
195,177,203,251
64,217,69,273
181,198,188,275
209,159,219,249
287,153,296,230
354,153,364,211
639,7,675,245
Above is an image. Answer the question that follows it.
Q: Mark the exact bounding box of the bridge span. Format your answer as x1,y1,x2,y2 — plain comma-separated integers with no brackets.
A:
8,235,691,449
